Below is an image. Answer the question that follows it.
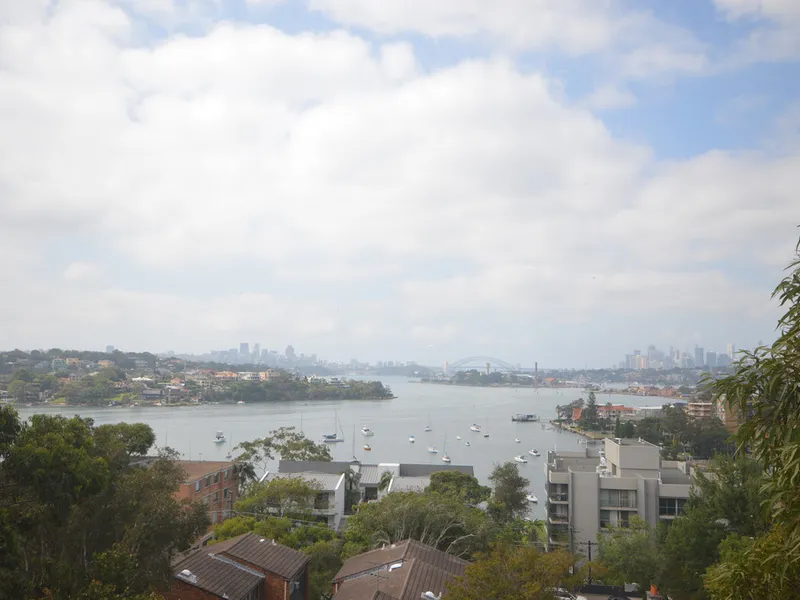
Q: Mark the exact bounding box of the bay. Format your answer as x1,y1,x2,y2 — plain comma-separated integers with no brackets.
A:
15,376,659,520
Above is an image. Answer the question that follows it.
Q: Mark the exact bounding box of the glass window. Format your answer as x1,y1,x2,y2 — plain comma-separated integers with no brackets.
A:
195,480,201,492
224,469,229,481
205,476,211,487
213,491,219,502
223,488,229,498
214,473,219,484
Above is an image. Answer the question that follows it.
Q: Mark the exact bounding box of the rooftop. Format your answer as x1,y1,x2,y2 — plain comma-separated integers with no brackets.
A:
608,437,658,448
550,456,602,473
278,460,351,475
660,467,692,485
267,471,344,491
358,465,383,486
388,476,430,493
211,532,311,580
177,460,235,482
172,548,262,600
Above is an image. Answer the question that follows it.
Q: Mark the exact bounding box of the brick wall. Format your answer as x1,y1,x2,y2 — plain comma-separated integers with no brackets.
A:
161,579,221,600
177,467,239,526
264,571,288,600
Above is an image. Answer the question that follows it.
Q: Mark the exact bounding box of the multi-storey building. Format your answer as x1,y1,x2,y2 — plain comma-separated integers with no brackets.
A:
176,460,239,526
687,400,715,420
545,438,695,554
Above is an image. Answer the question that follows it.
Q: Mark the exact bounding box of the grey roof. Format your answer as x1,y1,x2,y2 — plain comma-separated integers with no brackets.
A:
334,540,467,600
659,467,692,485
389,476,430,493
268,471,344,491
398,464,473,477
173,548,263,600
219,532,311,580
359,465,383,486
279,460,351,474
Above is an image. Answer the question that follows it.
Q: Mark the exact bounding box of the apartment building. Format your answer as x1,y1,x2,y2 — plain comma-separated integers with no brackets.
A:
687,400,714,420
545,438,694,553
714,395,744,433
263,471,346,530
176,460,239,526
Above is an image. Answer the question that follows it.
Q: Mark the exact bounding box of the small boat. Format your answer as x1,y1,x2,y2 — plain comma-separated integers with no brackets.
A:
527,494,538,503
237,400,245,405
515,438,521,443
529,449,540,456
213,431,226,444
363,444,372,451
441,454,451,463
427,446,438,454
483,433,490,438
409,435,415,443
349,456,361,465
361,426,375,437
456,435,462,440
424,425,432,432
470,424,482,432
514,455,528,463
322,411,345,443
441,435,450,463
464,441,470,446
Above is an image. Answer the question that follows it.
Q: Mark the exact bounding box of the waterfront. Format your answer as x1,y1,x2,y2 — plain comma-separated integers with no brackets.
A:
15,377,660,520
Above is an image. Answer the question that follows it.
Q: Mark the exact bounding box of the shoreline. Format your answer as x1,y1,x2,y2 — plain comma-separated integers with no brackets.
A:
9,395,397,409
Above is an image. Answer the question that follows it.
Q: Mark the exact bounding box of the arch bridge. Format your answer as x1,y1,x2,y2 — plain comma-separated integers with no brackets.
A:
448,356,518,373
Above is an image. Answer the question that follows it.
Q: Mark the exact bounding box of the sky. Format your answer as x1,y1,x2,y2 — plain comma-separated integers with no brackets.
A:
1,0,799,368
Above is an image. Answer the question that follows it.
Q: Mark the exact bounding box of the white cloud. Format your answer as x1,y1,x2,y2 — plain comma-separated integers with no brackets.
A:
0,1,795,364
581,84,637,110
63,262,103,282
713,0,800,63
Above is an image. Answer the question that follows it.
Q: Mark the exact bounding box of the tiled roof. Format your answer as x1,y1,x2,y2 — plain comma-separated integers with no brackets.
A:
173,548,263,600
334,547,467,600
397,464,474,477
267,471,344,491
388,476,430,493
221,532,311,580
177,460,235,482
334,539,467,583
358,465,383,486
279,460,351,474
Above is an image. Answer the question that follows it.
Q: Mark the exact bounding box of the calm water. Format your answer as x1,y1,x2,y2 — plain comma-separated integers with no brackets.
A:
16,378,657,520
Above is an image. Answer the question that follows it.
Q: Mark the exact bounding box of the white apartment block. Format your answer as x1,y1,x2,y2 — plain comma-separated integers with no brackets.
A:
545,438,696,554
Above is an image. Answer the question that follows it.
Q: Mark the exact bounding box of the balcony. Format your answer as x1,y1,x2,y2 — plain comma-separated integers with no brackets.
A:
599,502,638,510
548,493,569,503
548,514,569,525
548,534,570,546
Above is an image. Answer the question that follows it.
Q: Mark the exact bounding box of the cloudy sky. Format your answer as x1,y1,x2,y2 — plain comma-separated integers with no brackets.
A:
1,0,799,367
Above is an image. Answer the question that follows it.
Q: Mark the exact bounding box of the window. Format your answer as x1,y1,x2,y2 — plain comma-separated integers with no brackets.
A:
223,488,229,499
204,495,211,505
205,476,211,487
314,493,330,509
224,469,229,481
290,579,300,592
599,489,637,508
211,511,218,524
195,480,201,492
659,497,687,517
214,472,219,484
213,491,219,502
600,510,631,528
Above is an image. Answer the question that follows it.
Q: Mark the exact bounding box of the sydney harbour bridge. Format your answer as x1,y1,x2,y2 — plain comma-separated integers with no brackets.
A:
444,356,537,375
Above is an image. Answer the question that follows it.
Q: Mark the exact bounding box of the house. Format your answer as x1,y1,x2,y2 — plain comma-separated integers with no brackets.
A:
97,359,115,368
545,438,695,552
141,388,164,401
263,471,346,529
176,460,239,526
51,358,68,371
687,400,714,420
165,532,310,600
332,539,467,600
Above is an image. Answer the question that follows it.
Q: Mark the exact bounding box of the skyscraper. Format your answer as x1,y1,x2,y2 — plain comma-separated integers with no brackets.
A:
285,345,296,362
706,351,717,368
695,346,704,368
252,343,260,363
726,343,736,359
239,343,250,359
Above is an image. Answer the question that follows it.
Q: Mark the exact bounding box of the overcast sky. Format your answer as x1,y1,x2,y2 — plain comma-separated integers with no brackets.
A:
1,0,799,367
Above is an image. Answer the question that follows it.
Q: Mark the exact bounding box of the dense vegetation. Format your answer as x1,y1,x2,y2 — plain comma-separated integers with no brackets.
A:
0,407,209,600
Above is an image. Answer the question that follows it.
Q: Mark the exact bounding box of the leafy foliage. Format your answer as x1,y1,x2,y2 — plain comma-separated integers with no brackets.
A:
235,476,322,518
445,544,582,600
599,517,661,597
487,462,530,524
0,407,208,600
426,470,491,505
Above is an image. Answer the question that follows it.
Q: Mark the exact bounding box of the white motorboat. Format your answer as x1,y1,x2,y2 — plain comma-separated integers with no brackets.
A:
529,448,540,456
526,494,538,503
441,454,451,463
515,438,521,443
409,435,415,443
470,424,482,432
514,455,528,463
456,435,462,440
464,441,470,446
424,425,432,432
213,431,226,444
428,446,438,454
236,400,245,405
361,426,375,437
363,444,372,451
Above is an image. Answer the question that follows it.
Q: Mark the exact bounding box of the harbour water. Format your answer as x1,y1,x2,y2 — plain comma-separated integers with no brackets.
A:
15,377,660,520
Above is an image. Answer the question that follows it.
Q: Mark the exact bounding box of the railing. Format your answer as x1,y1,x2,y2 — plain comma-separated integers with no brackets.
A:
548,514,569,524
548,493,569,502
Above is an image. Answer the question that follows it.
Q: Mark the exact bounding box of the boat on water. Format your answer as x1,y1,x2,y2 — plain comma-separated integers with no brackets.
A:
361,426,375,437
427,445,438,454
237,400,245,405
512,413,539,422
456,435,462,440
441,435,450,463
483,433,490,438
514,455,528,463
213,431,226,444
322,411,345,443
529,448,540,456
526,494,538,503
363,444,372,451
441,454,451,462
409,435,415,443
515,438,521,443
464,441,470,446
470,424,482,432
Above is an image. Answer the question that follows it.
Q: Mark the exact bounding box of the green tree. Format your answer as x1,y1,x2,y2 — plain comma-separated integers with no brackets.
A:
427,470,491,505
343,491,491,558
271,426,333,461
235,476,322,518
708,240,800,587
599,517,661,599
634,417,663,445
580,392,598,429
7,379,31,402
445,544,582,600
487,462,529,524
686,419,731,459
378,470,393,492
618,420,635,438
